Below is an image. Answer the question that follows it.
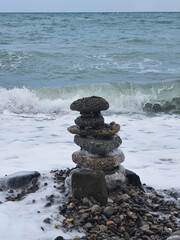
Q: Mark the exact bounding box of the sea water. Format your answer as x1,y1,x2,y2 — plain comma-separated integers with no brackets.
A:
0,12,180,189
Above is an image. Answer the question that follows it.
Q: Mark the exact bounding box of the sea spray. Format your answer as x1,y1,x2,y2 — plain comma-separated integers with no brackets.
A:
0,80,179,115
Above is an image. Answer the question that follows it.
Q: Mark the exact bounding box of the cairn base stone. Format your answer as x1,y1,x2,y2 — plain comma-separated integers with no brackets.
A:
71,170,107,205
72,150,125,171
74,134,122,156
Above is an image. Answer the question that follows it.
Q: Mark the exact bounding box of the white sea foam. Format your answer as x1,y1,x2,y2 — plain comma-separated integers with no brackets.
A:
137,69,161,73
0,106,180,240
0,172,84,240
0,87,74,114
0,85,179,240
0,81,179,115
0,111,179,189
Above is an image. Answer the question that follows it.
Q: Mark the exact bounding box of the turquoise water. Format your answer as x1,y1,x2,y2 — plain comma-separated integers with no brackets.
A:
0,12,180,113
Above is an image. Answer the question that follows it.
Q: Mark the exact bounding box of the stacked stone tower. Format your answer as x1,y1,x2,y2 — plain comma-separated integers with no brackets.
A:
67,96,126,196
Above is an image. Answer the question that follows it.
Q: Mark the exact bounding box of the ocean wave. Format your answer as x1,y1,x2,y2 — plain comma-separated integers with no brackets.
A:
0,81,179,115
0,87,73,115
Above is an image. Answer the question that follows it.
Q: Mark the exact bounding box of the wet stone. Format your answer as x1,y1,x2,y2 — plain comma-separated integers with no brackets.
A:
0,171,40,190
71,170,108,205
43,218,51,224
54,237,65,240
72,150,125,171
75,114,104,129
91,205,102,215
81,112,100,118
74,134,122,156
67,122,120,137
105,165,126,190
70,96,109,113
85,222,93,230
82,197,89,206
125,169,144,191
50,169,180,240
167,230,180,240
103,206,115,218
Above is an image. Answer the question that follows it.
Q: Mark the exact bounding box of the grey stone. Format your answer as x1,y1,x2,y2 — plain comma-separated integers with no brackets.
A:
0,171,40,190
140,224,149,231
70,96,109,113
81,213,89,220
74,134,122,156
103,206,115,218
166,237,180,240
82,197,89,205
75,115,104,129
143,97,180,114
171,231,180,236
91,204,102,214
43,218,51,224
167,231,180,240
54,237,65,240
152,103,162,112
67,122,120,137
72,150,125,171
71,170,108,205
105,165,126,190
125,169,144,191
85,222,93,229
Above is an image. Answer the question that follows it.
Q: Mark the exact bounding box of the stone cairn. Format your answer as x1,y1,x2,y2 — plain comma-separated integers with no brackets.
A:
67,96,126,205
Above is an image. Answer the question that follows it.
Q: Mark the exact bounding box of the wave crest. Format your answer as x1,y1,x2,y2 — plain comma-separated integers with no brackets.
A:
0,81,179,115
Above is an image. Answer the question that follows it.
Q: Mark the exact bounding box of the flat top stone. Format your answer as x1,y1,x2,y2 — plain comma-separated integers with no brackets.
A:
67,122,120,137
70,96,109,113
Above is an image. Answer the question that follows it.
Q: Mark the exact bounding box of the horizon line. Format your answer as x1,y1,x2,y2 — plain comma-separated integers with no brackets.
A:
0,11,180,14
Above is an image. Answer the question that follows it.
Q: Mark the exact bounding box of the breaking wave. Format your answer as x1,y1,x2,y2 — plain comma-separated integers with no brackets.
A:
0,80,179,115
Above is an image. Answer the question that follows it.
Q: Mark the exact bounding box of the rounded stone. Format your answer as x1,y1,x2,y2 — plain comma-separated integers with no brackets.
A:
75,115,104,129
105,165,126,190
70,96,109,113
167,231,180,240
72,150,125,171
91,205,102,215
103,206,115,218
85,222,92,229
74,134,122,156
172,231,180,236
167,237,180,240
67,122,120,137
0,171,40,190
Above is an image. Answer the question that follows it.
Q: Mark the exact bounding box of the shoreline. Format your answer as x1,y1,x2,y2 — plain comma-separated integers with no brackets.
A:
0,168,179,240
